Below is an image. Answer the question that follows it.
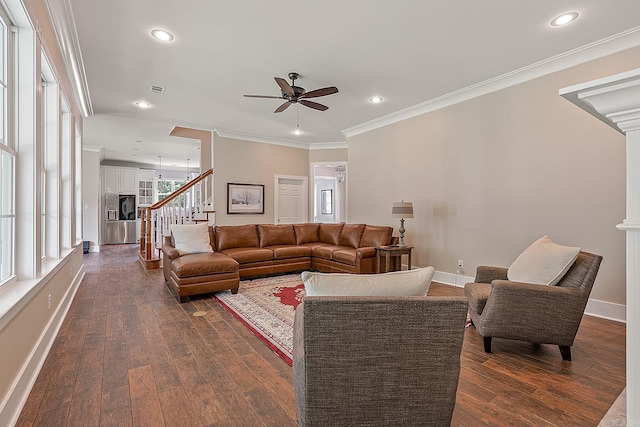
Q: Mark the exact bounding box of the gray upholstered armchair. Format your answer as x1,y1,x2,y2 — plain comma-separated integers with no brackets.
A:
293,296,468,427
464,251,602,361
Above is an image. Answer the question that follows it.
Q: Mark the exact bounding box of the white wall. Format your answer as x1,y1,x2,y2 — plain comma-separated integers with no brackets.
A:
347,46,640,308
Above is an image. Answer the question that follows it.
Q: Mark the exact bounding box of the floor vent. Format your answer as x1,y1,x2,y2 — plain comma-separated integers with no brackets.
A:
149,84,165,94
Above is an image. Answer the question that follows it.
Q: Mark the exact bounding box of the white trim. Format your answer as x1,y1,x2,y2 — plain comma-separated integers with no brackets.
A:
433,269,626,323
214,128,311,149
343,26,640,138
308,142,348,150
0,267,84,427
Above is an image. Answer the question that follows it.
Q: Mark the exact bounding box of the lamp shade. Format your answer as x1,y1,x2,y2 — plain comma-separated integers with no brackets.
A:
391,201,414,218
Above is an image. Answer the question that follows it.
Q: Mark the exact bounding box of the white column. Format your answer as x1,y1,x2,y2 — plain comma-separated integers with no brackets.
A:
561,68,640,423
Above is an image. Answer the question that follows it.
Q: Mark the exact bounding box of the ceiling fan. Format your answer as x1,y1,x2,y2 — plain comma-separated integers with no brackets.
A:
244,72,338,113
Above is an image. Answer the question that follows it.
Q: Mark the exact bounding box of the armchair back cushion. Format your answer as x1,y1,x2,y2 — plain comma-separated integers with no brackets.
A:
215,224,259,251
302,267,435,297
507,235,580,286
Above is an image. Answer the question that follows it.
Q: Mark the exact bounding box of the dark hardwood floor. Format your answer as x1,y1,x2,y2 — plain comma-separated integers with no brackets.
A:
17,245,625,426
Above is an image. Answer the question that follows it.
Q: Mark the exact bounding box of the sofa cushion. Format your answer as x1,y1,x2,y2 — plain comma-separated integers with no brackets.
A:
319,223,344,246
215,224,259,251
360,225,393,248
220,247,274,264
171,223,214,255
172,252,238,277
311,245,352,260
507,235,581,286
332,248,358,266
258,224,296,247
269,245,312,259
338,224,365,248
294,223,320,244
302,266,435,296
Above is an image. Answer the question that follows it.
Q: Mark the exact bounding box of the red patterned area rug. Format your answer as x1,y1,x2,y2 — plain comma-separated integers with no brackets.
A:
213,274,305,366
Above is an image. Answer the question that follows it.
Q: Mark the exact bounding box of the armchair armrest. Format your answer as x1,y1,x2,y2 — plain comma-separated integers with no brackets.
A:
475,266,508,284
481,280,587,345
161,244,181,260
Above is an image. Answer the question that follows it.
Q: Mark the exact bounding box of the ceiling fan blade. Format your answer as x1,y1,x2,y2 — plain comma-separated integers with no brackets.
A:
275,101,294,113
244,94,284,99
301,86,339,99
300,99,329,111
275,77,295,96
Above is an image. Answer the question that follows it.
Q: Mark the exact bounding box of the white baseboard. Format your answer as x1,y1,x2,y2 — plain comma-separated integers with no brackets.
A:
433,269,626,323
2,267,84,427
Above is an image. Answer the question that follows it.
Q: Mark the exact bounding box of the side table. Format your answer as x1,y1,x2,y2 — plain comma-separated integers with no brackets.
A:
376,245,413,273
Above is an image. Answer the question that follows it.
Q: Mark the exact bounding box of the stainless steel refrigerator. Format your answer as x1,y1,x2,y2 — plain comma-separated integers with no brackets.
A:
104,193,137,244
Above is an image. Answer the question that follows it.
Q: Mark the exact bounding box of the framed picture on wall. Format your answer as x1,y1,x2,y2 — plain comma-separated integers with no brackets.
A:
227,183,265,214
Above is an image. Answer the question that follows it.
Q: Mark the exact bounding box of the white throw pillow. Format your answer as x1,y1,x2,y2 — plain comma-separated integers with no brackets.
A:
302,266,435,297
171,223,213,255
507,236,580,286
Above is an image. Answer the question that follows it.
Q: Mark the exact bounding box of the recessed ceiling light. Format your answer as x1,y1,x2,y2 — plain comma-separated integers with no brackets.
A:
135,101,151,109
550,12,578,27
292,129,303,136
151,29,174,42
369,96,384,104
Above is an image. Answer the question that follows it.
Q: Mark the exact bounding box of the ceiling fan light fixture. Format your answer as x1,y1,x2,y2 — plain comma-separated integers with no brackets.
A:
550,12,578,27
151,29,174,41
369,96,384,104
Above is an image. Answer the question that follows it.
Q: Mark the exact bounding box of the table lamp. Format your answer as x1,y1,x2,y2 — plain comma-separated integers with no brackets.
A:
391,201,414,247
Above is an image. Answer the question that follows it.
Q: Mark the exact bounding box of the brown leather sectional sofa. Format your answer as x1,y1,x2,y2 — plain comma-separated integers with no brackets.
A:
162,222,393,303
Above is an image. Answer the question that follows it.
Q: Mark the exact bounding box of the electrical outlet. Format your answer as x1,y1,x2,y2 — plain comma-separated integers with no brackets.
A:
457,260,464,269
47,294,52,310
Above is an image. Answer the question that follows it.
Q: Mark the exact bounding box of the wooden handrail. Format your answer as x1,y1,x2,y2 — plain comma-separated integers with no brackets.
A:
150,168,213,209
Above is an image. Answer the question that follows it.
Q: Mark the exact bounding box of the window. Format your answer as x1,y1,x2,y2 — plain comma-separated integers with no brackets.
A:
157,178,186,204
0,6,12,284
0,147,14,283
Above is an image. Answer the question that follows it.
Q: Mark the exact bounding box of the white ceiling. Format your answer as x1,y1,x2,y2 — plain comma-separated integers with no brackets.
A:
66,0,640,170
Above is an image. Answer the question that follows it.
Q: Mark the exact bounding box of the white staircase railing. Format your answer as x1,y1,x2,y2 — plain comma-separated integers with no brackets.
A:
139,168,214,268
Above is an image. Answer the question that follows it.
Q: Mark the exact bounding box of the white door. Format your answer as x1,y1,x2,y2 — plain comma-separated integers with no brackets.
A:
275,175,308,224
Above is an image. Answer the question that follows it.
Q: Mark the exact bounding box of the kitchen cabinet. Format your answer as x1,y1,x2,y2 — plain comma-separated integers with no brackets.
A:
102,166,138,194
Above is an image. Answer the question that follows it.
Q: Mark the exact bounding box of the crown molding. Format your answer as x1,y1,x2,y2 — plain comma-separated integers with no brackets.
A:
45,0,93,118
309,142,348,150
343,26,640,138
214,128,311,149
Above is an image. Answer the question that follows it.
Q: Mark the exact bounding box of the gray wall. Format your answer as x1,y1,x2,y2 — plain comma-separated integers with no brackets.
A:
347,46,640,306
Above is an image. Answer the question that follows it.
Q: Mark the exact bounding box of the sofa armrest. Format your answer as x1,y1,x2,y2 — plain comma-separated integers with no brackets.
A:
161,244,181,260
356,247,377,258
475,266,508,284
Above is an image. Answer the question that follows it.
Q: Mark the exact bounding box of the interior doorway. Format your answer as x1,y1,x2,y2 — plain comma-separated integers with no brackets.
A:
311,162,347,223
274,175,308,224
